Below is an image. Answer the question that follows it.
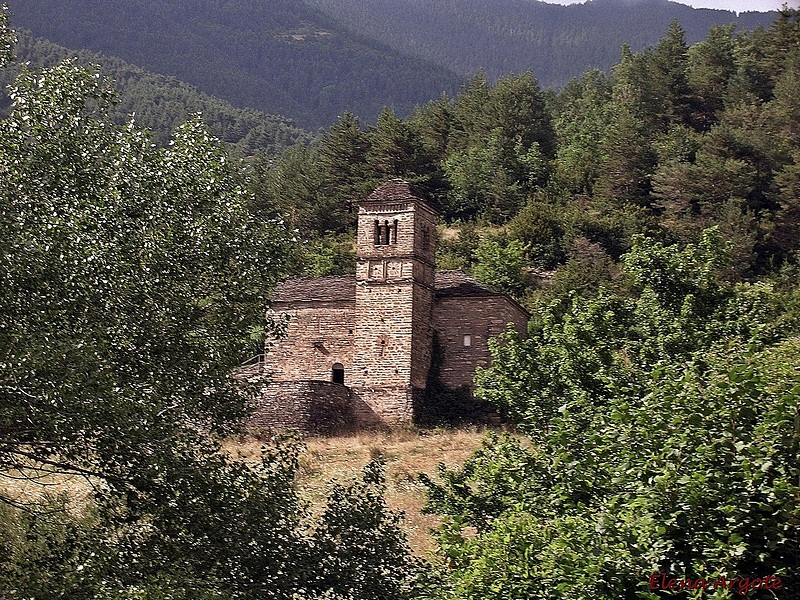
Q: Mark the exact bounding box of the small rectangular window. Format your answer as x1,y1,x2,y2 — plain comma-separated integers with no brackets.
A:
463,334,472,347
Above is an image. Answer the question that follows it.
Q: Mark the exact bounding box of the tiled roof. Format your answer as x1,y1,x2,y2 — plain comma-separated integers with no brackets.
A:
434,271,502,298
365,179,425,203
271,271,504,304
271,275,355,303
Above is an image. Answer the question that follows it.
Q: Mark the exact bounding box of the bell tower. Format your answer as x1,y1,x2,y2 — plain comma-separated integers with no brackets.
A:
350,180,437,422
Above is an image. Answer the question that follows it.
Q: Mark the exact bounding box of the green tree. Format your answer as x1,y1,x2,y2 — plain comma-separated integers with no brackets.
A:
650,20,692,129
507,198,566,268
766,48,800,144
552,69,613,195
0,4,12,66
442,130,524,221
313,459,420,600
724,25,772,107
424,341,800,600
471,237,530,298
0,60,292,486
409,93,453,158
248,144,329,235
592,83,657,209
476,228,789,429
773,152,800,257
548,236,618,299
423,230,800,600
303,232,357,277
318,112,372,224
757,7,800,87
366,106,444,195
687,24,737,128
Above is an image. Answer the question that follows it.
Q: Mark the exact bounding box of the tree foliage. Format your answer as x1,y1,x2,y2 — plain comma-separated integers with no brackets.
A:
256,10,800,295
0,61,291,485
7,0,462,128
471,237,530,299
305,0,774,91
3,7,800,597
424,341,800,599
0,4,12,66
423,230,800,599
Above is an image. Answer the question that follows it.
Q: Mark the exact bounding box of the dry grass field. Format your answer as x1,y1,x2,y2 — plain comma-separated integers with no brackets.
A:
228,426,493,555
2,427,494,558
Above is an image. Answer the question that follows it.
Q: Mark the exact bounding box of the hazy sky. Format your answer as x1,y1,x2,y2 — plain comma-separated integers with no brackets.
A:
538,0,798,12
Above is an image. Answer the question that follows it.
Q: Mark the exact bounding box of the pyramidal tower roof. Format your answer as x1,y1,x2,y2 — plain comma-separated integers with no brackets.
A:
366,178,418,201
363,179,438,213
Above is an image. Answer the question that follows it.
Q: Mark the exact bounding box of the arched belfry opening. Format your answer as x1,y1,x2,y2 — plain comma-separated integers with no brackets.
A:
332,363,345,385
374,219,398,245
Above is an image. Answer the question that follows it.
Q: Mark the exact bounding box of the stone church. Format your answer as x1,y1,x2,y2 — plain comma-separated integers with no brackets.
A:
248,179,528,433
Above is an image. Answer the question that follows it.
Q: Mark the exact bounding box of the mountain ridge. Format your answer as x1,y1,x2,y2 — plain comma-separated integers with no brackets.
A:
0,29,312,155
307,0,776,86
5,0,779,127
6,0,462,128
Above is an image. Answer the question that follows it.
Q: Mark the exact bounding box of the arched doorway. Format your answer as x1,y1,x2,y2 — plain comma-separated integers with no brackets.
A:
331,363,345,385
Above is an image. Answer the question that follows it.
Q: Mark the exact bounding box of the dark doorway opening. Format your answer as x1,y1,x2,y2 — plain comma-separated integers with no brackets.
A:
332,363,345,385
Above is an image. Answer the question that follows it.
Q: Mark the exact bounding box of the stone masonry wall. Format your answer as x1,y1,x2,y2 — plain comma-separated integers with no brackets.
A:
351,281,415,420
351,187,438,423
410,282,434,389
432,296,528,390
350,384,415,424
248,380,355,435
356,200,438,265
264,301,355,384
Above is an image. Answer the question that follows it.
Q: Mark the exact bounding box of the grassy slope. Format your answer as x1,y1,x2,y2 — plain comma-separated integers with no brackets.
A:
5,427,491,554
229,427,492,554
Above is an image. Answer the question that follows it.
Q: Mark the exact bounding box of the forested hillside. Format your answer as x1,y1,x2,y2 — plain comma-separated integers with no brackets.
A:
7,0,777,127
6,0,462,128
0,30,310,155
307,0,776,88
250,10,797,597
0,10,417,597
255,13,800,296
